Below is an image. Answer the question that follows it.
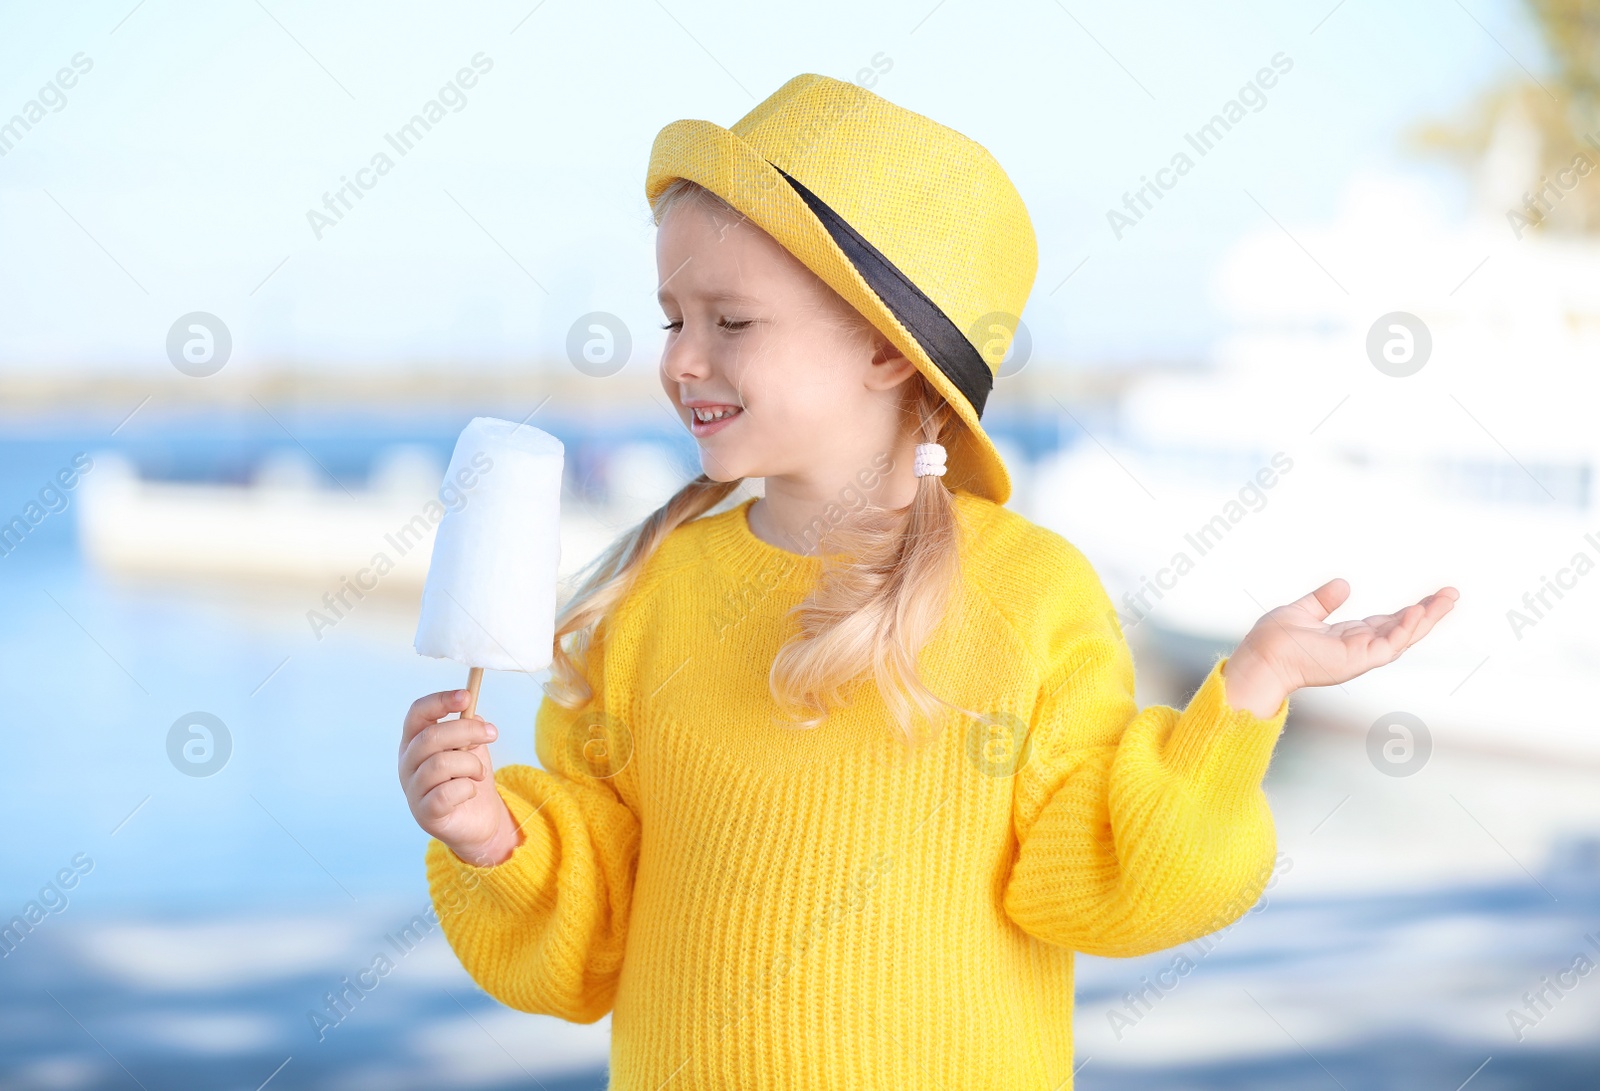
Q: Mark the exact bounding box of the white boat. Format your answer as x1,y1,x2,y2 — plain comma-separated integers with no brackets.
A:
1026,145,1600,764
76,441,694,604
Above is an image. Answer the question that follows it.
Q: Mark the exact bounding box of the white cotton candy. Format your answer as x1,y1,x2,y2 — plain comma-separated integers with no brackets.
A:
413,417,564,673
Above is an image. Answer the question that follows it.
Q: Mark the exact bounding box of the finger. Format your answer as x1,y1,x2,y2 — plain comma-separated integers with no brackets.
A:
1379,590,1458,656
402,717,497,777
415,733,496,786
416,776,477,822
1427,589,1460,621
1402,592,1458,649
1358,610,1407,632
1382,590,1454,643
1292,578,1349,622
403,690,471,745
412,749,491,795
1368,603,1425,655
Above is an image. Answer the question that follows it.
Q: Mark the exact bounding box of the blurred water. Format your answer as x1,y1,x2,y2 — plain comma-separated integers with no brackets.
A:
3,413,1598,1089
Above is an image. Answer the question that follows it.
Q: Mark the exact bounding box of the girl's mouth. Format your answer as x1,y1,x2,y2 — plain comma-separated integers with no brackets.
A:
689,405,743,437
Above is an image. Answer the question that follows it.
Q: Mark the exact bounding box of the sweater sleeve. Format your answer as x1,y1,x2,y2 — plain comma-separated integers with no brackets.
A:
1000,573,1288,958
424,668,641,1023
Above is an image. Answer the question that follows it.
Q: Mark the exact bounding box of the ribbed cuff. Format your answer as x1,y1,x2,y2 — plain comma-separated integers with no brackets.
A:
1162,657,1288,812
425,767,560,921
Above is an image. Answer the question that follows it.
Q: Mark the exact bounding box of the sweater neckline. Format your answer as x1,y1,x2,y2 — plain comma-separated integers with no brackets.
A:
702,491,986,582
709,496,828,579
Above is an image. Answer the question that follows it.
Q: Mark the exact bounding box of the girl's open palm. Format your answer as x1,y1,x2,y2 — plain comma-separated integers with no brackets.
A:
1235,572,1465,691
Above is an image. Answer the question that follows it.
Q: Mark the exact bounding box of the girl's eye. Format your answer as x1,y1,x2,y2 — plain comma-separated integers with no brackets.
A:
659,318,752,332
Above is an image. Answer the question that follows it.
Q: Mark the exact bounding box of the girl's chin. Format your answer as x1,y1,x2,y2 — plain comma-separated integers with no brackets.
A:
699,461,750,484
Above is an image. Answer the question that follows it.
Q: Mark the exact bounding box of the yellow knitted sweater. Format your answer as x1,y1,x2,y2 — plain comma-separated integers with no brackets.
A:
425,488,1289,1089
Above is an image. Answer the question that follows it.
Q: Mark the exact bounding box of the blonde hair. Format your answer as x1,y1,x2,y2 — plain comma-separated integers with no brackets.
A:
545,177,988,746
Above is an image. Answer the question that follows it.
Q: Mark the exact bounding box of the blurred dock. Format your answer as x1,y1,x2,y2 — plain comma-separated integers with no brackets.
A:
0,359,1143,419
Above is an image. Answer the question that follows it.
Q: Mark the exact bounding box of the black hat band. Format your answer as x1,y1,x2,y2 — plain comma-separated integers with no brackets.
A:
768,163,994,419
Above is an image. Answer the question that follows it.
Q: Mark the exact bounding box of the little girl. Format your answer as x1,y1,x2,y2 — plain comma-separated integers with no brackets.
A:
398,73,1456,1089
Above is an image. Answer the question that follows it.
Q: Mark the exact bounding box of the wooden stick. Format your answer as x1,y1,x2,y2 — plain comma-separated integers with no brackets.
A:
463,666,484,720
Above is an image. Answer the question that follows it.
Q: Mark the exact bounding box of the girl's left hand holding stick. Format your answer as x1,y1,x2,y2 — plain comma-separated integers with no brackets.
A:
1223,578,1460,717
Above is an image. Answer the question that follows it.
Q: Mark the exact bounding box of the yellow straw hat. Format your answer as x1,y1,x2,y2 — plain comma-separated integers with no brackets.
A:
645,73,1038,506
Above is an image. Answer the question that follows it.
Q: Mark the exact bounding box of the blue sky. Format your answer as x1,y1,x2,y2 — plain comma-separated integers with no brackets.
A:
0,0,1550,373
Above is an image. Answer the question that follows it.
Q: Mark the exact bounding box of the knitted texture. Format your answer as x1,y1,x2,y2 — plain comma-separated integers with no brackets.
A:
424,488,1289,1089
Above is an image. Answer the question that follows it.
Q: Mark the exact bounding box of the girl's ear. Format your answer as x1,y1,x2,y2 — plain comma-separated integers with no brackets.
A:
864,334,918,391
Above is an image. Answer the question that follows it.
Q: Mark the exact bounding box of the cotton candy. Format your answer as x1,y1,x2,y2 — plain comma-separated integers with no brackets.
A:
413,417,563,673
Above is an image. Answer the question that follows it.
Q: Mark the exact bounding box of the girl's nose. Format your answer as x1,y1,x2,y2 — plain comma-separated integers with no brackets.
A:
660,330,710,386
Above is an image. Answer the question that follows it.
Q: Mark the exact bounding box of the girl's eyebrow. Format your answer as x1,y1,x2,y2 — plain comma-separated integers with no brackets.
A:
656,286,764,307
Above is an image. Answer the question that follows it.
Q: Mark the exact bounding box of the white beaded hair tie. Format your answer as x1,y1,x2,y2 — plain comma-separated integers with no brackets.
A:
913,442,947,478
